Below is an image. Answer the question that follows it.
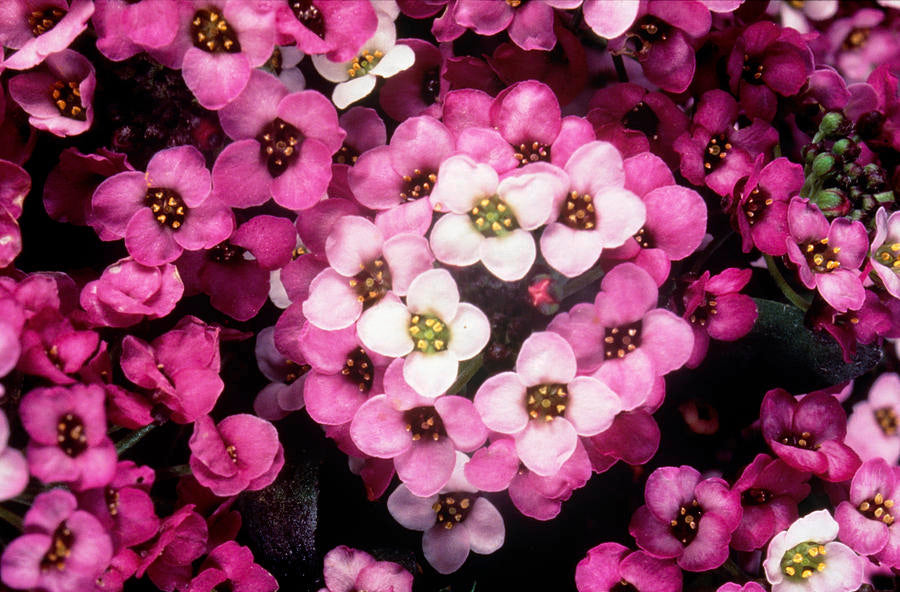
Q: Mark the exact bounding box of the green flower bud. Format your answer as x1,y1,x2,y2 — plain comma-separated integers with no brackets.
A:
812,153,835,177
819,111,845,137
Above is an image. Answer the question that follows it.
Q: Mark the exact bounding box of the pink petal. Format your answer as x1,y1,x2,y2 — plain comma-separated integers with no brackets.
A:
422,524,471,574
565,376,622,436
516,331,577,386
515,418,578,477
473,372,529,434
430,156,498,214
349,395,411,458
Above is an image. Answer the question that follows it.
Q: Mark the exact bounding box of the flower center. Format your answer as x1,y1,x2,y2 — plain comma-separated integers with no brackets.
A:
779,430,817,450
191,8,241,53
689,298,718,327
333,144,359,165
349,258,391,308
875,242,900,272
780,541,826,580
505,0,523,7
525,383,568,422
408,314,450,354
421,67,441,105
341,347,374,392
611,582,639,592
105,488,120,516
400,169,437,201
670,499,703,545
347,49,384,78
622,101,660,141
469,195,518,237
558,191,596,231
432,492,473,529
875,406,898,436
27,6,65,36
858,491,895,525
626,16,670,56
632,227,653,248
703,134,731,171
842,27,870,50
741,54,765,85
284,360,311,385
404,406,445,441
257,118,301,178
603,321,643,359
144,187,187,230
56,413,87,457
740,184,773,226
264,46,283,75
226,444,238,463
290,0,326,39
801,238,841,273
40,521,74,571
741,487,773,506
207,241,246,264
50,80,85,120
513,141,550,167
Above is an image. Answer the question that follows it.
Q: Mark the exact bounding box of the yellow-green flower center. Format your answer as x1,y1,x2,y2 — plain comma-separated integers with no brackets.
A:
468,195,518,238
780,541,827,580
875,241,900,271
409,314,451,354
347,50,383,78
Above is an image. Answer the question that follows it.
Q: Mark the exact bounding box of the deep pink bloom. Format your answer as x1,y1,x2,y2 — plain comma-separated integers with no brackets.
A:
870,207,900,299
0,0,94,70
0,159,29,268
77,460,159,550
20,383,117,491
7,49,95,137
718,584,766,592
253,325,308,421
92,145,233,266
91,0,180,61
629,465,742,571
135,505,209,592
319,545,412,592
186,541,277,592
454,0,580,51
189,414,284,497
0,408,28,501
0,489,113,592
379,38,444,122
17,310,99,385
731,454,811,551
474,331,622,477
785,197,868,312
810,291,893,362
275,0,377,62
760,388,861,482
329,107,386,200
582,409,662,473
213,70,344,211
846,373,900,464
582,0,639,39
80,258,184,328
835,458,900,566
575,542,682,592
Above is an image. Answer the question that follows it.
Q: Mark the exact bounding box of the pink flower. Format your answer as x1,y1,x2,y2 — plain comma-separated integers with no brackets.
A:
474,331,622,476
92,0,180,61
77,461,159,550
319,545,413,592
135,505,209,592
186,541,277,592
356,268,490,398
0,159,28,268
0,408,28,502
188,414,284,497
80,258,184,328
0,0,94,70
575,542,682,592
274,0,377,62
253,325,309,421
870,207,900,299
846,373,900,464
835,458,900,566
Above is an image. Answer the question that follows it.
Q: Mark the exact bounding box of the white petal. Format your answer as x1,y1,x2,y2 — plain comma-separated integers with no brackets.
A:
430,156,498,214
539,223,604,278
406,268,459,321
403,350,458,398
357,299,413,357
479,229,535,281
332,76,377,109
498,169,567,230
370,44,415,78
593,185,646,247
364,9,398,52
565,377,622,436
448,303,490,361
311,53,352,83
430,214,484,267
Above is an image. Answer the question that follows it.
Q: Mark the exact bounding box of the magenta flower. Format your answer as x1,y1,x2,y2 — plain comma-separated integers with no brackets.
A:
582,0,640,40
0,0,94,70
548,262,694,407
764,510,864,592
731,454,811,552
718,584,766,592
189,413,284,497
387,452,505,574
20,383,117,491
80,258,184,328
785,197,868,313
356,268,490,398
186,541,277,592
451,0,580,51
92,145,233,266
135,505,209,592
92,0,180,61
682,268,758,368
303,215,434,330
0,159,29,268
77,460,159,550
629,465,742,572
379,38,444,122
870,208,900,299
575,542,682,592
17,311,98,385
0,489,113,592
330,106,386,199
846,373,900,464
760,388,861,482
474,331,622,476
538,141,646,278
275,0,377,62
212,70,344,211
319,545,412,592
582,408,662,473
835,458,900,566
0,408,28,502
7,49,95,137
253,325,308,421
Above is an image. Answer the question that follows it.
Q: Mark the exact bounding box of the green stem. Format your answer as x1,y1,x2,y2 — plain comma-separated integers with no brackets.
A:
115,423,158,456
559,263,606,301
449,355,483,395
765,254,811,312
0,505,23,531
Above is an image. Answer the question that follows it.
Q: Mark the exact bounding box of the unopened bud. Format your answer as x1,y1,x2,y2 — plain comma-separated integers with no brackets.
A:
812,188,850,217
812,153,835,177
819,111,845,137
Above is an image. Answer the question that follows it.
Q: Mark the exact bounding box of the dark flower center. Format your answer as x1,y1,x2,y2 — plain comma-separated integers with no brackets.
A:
349,258,391,309
633,227,653,248
779,430,817,450
105,488,120,516
290,0,326,39
404,406,446,442
469,195,518,237
875,406,898,436
191,8,241,53
40,521,74,571
780,541,826,580
741,184,773,226
670,499,703,545
400,169,437,201
858,491,895,525
27,7,65,36
145,187,187,230
689,298,718,327
801,238,841,273
421,67,441,105
703,134,731,171
611,582,639,592
622,101,660,141
842,27,870,50
741,54,765,85
874,242,900,272
57,413,88,457
257,118,301,177
333,144,359,165
741,487,773,506
341,347,373,392
433,492,473,529
627,16,670,56
558,191,596,231
207,241,246,264
408,314,450,354
603,321,643,359
525,383,568,422
513,141,550,167
284,360,311,384
50,80,85,120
